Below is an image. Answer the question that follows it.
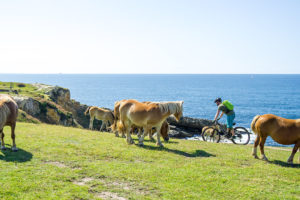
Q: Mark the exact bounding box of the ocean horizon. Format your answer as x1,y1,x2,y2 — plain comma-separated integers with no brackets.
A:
1,73,300,147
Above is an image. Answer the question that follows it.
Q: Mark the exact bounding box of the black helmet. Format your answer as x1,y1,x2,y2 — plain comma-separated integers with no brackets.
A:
214,97,222,103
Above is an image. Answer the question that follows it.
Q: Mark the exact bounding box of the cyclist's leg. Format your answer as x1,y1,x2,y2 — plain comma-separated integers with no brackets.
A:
227,113,235,136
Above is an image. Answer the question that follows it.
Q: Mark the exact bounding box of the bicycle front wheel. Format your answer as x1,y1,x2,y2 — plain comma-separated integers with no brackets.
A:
202,127,220,143
232,127,250,145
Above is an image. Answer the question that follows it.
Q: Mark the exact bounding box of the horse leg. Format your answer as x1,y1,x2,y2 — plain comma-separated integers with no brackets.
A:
287,141,300,164
259,136,268,161
126,125,134,145
11,123,18,152
114,129,119,137
137,128,142,139
0,129,6,150
89,117,94,130
121,132,126,138
156,127,163,147
100,121,105,132
252,135,260,159
149,131,155,142
104,121,108,131
138,128,146,146
107,121,112,132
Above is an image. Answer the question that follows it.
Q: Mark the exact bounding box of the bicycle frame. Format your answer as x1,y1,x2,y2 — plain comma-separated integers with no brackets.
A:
202,119,250,145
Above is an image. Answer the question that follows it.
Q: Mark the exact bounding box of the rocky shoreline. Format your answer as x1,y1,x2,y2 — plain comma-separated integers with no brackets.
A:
8,83,217,138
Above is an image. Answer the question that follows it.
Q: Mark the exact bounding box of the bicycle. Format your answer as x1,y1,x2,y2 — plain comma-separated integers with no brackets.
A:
201,119,250,145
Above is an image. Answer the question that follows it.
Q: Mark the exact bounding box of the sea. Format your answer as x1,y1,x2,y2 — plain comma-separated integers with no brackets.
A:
1,74,299,147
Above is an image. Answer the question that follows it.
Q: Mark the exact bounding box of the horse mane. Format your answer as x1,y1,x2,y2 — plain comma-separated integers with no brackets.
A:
157,101,183,114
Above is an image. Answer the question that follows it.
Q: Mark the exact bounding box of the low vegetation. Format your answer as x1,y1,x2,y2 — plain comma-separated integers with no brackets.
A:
0,81,50,99
0,123,299,200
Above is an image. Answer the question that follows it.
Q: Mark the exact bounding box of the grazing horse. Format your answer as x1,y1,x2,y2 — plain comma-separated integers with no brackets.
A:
251,114,300,164
84,106,114,132
0,94,18,151
111,100,170,141
118,99,183,146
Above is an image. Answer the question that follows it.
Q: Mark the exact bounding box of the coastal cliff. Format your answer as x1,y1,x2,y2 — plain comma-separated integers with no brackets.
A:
0,81,216,137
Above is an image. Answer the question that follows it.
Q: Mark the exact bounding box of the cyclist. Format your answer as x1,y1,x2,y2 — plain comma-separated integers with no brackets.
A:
213,97,235,138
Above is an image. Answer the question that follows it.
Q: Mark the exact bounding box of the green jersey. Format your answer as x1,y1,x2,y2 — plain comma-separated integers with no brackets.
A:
218,104,234,116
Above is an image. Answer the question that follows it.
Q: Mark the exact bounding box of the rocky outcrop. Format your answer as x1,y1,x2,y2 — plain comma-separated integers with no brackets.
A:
13,96,76,127
14,96,41,116
166,116,218,138
12,83,222,137
168,116,214,129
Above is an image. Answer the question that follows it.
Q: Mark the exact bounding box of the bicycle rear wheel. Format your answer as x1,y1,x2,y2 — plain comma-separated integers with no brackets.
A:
232,127,250,145
202,127,220,143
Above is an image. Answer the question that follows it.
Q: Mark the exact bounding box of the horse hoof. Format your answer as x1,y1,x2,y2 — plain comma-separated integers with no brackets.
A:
156,143,164,147
261,157,269,161
287,160,293,164
138,143,144,146
252,155,259,159
127,139,134,145
1,146,6,150
12,147,18,152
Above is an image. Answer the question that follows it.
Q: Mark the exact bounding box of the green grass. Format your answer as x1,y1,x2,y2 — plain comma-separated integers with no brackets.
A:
0,81,49,99
0,123,299,200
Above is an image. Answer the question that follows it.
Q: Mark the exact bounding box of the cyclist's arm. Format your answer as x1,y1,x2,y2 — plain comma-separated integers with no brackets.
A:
214,110,220,121
219,112,224,119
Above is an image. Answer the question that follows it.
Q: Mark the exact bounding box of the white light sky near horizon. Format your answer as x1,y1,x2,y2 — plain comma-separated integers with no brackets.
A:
0,0,299,74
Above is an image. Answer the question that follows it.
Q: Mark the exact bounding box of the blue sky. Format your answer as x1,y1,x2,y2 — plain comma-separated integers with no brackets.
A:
0,0,299,74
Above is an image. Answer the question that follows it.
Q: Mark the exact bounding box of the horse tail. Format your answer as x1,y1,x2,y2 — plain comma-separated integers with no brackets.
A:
251,115,261,135
84,106,91,116
117,120,125,133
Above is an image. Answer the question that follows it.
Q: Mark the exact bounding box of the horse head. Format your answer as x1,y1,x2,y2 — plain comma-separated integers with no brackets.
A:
160,121,170,142
173,101,184,121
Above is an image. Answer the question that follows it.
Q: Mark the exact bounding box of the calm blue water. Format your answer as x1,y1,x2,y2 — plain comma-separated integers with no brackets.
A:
1,74,299,147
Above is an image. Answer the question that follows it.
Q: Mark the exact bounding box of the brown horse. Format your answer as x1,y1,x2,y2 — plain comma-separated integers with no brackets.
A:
117,99,183,146
111,100,170,141
251,114,300,164
0,94,18,151
84,106,114,132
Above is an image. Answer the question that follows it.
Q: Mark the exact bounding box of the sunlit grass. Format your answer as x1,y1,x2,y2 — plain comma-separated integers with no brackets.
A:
0,123,299,200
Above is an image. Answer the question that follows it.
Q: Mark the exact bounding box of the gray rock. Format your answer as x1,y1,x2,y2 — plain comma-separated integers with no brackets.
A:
13,96,41,116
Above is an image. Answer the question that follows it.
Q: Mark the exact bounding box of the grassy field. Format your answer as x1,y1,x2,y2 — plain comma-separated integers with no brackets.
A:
0,123,299,200
0,81,50,99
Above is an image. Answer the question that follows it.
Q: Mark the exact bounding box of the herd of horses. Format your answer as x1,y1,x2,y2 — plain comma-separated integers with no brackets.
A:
0,94,299,164
84,99,182,147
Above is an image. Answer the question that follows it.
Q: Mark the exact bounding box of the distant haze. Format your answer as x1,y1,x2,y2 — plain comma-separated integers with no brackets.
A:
0,0,299,74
